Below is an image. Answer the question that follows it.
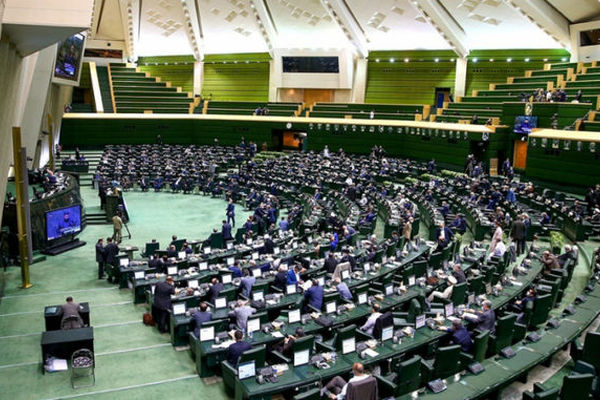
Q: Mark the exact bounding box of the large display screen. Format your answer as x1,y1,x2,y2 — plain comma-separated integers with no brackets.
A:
53,33,86,85
46,205,82,241
282,56,339,73
513,116,538,134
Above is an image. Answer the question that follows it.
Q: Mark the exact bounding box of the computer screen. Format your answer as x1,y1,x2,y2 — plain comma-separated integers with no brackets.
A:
342,337,355,354
252,252,259,260
215,297,227,309
199,326,215,342
408,275,416,286
415,314,426,329
119,258,129,267
286,284,297,295
358,292,367,305
468,294,475,305
385,285,394,296
238,361,256,380
246,238,253,245
151,285,155,294
199,262,208,270
227,242,234,250
292,241,298,249
363,263,371,272
294,349,310,366
247,317,260,333
222,274,232,284
252,268,262,278
226,257,235,266
178,251,186,260
326,301,337,314
203,247,211,255
167,266,178,275
274,247,280,255
288,309,301,324
172,303,186,315
381,326,394,342
134,271,144,280
188,279,198,289
445,303,454,317
341,270,350,280
318,277,325,286
382,256,388,264
252,291,264,302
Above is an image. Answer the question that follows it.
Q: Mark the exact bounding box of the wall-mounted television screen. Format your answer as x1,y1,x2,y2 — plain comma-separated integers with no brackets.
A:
53,32,86,85
282,56,339,73
513,116,537,134
46,205,82,241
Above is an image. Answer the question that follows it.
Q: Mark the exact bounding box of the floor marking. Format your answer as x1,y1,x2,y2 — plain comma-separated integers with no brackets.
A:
1,286,118,299
0,320,140,339
42,374,198,400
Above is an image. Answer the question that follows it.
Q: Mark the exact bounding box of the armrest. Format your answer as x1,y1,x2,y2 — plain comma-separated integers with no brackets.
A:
270,350,291,364
239,294,249,301
374,374,398,398
522,390,535,400
570,338,584,361
271,286,283,293
533,382,547,393
513,322,528,344
307,304,320,313
460,352,474,368
356,329,374,341
369,288,384,295
420,358,434,383
315,340,335,353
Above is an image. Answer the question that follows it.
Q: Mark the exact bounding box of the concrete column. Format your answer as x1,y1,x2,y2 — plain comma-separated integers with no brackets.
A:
193,61,203,96
454,57,467,98
351,58,367,103
0,0,6,38
268,59,277,102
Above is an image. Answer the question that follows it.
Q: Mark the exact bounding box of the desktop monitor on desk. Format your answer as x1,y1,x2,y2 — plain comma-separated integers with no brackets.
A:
214,297,227,309
238,361,256,380
342,337,356,354
203,247,211,255
119,258,129,267
134,271,144,280
178,251,186,260
226,257,235,266
415,314,426,329
252,291,264,302
381,326,394,342
385,284,394,296
246,238,253,245
408,275,416,287
200,325,215,342
288,309,301,324
188,279,198,289
294,349,310,367
274,247,280,255
199,262,208,270
227,242,234,250
252,252,259,260
286,284,297,295
445,303,454,317
222,274,232,284
252,268,262,278
357,292,368,305
247,317,260,333
363,263,371,273
317,276,325,287
167,266,177,275
326,301,337,314
173,303,186,315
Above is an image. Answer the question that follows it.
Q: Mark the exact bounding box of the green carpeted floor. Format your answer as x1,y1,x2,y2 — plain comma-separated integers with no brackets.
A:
0,186,252,400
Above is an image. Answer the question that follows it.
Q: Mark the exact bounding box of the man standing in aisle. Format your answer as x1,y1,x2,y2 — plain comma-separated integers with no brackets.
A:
95,238,105,279
112,211,123,243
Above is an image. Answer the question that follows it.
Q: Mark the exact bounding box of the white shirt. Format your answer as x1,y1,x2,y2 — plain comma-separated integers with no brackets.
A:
338,374,370,399
360,312,381,335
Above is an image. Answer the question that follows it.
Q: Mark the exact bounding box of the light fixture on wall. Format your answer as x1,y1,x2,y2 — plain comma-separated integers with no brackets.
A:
434,58,439,62
472,58,478,63
390,58,395,62
524,58,530,62
404,58,409,63
507,58,512,62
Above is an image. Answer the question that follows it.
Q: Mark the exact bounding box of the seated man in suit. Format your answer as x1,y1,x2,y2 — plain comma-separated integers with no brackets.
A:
324,252,339,274
452,263,467,284
438,319,473,352
240,269,256,298
465,300,496,334
272,327,305,358
229,300,257,331
323,362,371,399
226,330,252,366
222,220,233,241
435,221,454,250
166,244,177,258
334,277,352,301
304,279,324,311
60,296,84,329
191,302,212,337
449,214,467,234
427,276,456,303
287,264,305,285
207,277,224,303
273,265,288,291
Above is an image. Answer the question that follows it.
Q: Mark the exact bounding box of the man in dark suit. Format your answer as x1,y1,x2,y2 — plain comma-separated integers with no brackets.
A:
510,216,527,256
191,302,212,337
273,266,288,291
340,249,357,271
435,222,454,249
166,244,177,258
148,254,162,271
439,319,472,352
226,330,252,366
95,238,105,279
153,276,177,333
104,237,119,282
222,220,233,241
262,235,275,254
324,252,338,274
452,263,467,284
467,300,495,334
207,277,224,303
60,296,84,329
226,199,236,227
304,279,324,311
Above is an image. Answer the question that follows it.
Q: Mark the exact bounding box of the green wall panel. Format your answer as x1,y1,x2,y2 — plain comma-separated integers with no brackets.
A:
138,55,195,93
202,53,270,102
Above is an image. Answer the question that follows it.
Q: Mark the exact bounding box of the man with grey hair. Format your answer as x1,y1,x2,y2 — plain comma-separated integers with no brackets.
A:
229,300,256,331
465,300,496,333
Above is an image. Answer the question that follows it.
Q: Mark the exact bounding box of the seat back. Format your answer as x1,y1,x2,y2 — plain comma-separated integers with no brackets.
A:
334,324,357,352
582,332,600,371
172,239,186,251
372,311,393,340
407,298,422,323
560,373,594,400
429,252,442,269
472,330,490,362
293,388,320,400
451,282,468,306
346,375,377,400
397,355,422,394
144,242,159,256
468,275,485,296
530,294,553,327
220,286,238,302
433,344,462,379
493,313,517,352
239,344,266,368
413,260,428,278
209,232,223,249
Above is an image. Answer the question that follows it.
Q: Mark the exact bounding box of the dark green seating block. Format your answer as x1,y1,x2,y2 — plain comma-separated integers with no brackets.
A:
221,345,266,397
376,355,422,397
522,383,560,400
529,294,553,328
560,373,595,400
421,344,463,381
489,313,517,355
293,388,320,400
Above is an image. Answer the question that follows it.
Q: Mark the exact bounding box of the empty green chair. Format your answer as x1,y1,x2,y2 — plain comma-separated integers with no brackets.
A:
571,332,600,372
451,282,468,306
522,383,559,400
529,294,553,328
221,345,266,397
468,275,485,296
490,313,517,355
293,388,320,400
471,330,490,363
421,344,462,381
376,355,422,397
560,373,595,400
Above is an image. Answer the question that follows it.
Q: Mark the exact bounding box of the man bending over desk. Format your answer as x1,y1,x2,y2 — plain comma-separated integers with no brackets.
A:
323,362,371,399
60,297,84,329
192,302,212,337
227,330,252,366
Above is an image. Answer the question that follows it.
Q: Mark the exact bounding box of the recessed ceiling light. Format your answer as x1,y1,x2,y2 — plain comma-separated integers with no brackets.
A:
561,57,568,62
472,58,478,63
450,58,455,62
404,58,409,63
390,58,395,63
375,58,380,62
507,58,512,62
525,58,530,62
434,58,439,62
489,58,494,62
543,58,548,61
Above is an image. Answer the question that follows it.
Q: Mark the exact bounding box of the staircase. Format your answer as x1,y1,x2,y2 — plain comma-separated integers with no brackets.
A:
59,150,108,225
108,63,195,114
96,66,114,113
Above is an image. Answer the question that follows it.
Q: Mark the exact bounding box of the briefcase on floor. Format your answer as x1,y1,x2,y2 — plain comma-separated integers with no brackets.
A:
143,312,155,326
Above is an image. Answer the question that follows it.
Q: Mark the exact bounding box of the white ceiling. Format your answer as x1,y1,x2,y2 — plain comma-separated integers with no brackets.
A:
87,0,600,58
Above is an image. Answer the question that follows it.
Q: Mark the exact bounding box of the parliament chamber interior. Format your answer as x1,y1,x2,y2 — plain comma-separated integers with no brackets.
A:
3,1,600,400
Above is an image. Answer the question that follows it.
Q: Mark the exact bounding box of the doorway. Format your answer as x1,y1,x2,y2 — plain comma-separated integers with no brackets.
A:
304,89,334,104
513,140,528,169
434,87,452,109
271,130,305,151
